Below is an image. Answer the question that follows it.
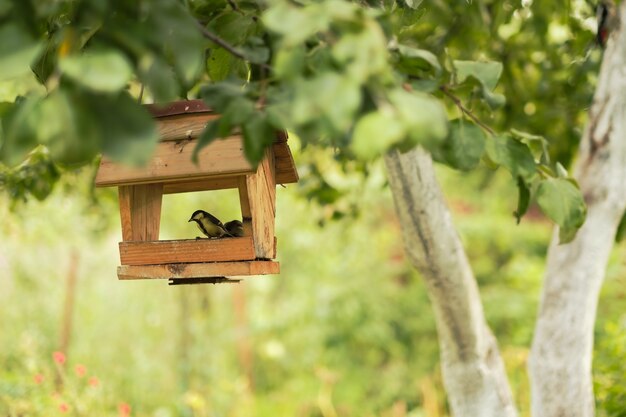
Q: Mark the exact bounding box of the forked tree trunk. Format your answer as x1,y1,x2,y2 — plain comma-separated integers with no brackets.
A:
384,148,517,417
529,3,626,416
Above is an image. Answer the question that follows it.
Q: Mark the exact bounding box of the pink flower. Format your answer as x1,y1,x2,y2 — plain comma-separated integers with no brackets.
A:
118,402,131,417
33,374,44,384
53,351,66,365
75,364,86,377
59,403,70,413
88,376,99,387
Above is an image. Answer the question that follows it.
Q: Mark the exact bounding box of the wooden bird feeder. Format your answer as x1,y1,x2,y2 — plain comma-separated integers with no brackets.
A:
94,99,298,284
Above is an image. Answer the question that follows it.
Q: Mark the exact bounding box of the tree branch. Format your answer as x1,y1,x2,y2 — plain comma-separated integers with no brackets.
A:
196,21,271,71
440,85,495,135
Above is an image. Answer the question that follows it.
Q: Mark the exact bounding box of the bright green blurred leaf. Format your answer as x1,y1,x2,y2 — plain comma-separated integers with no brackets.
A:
352,111,405,160
193,118,220,163
149,1,205,85
36,91,100,165
274,46,306,79
59,50,133,93
292,73,361,133
0,23,43,81
388,89,448,151
0,96,42,166
536,177,586,243
263,3,330,47
454,60,502,91
139,55,180,103
242,112,274,165
88,92,159,166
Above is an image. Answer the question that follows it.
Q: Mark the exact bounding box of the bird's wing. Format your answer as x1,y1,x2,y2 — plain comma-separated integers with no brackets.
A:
206,211,224,227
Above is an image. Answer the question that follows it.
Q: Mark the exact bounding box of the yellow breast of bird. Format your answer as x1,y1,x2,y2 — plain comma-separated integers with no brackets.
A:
198,218,224,237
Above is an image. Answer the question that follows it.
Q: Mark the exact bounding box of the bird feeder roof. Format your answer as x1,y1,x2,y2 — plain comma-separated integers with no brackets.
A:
94,99,298,192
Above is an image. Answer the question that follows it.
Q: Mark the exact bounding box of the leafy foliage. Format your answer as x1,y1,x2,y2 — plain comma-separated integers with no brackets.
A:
0,0,604,234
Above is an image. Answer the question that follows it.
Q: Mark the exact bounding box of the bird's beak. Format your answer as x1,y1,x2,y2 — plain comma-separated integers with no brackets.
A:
188,218,193,222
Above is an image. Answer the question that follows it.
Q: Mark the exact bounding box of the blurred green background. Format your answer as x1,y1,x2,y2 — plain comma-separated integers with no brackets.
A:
1,138,626,417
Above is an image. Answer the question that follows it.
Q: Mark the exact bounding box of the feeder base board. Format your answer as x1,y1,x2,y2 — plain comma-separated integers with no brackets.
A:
117,260,280,280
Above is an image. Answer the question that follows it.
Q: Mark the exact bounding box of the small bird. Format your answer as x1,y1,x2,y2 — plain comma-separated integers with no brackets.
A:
224,220,244,237
188,210,229,238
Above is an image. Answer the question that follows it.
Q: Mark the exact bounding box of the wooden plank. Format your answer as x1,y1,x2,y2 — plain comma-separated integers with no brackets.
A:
237,176,253,237
274,142,299,184
146,99,210,118
117,260,280,280
246,148,276,259
119,237,256,265
157,113,220,142
163,176,238,194
118,184,163,241
95,136,254,187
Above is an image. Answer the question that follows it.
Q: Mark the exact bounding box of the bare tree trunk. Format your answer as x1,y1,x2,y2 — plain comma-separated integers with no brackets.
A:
384,149,517,417
529,4,626,416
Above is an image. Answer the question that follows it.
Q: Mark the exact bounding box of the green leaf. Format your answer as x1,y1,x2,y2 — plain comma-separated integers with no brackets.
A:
139,55,179,103
207,12,256,45
292,73,361,133
396,45,441,75
352,111,405,160
242,113,274,165
274,46,306,80
404,0,423,9
332,24,389,83
193,118,221,163
514,176,530,224
149,1,205,86
37,91,101,166
485,134,536,181
263,3,330,47
200,81,246,111
87,92,159,166
59,50,133,93
556,162,568,178
482,88,506,109
536,177,587,244
0,23,43,81
0,96,41,166
388,89,448,151
207,47,236,82
454,60,502,91
437,118,485,170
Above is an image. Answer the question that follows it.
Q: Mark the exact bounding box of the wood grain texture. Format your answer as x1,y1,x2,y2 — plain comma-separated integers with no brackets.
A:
246,148,277,259
237,176,254,237
274,142,299,184
118,184,163,241
95,136,254,187
117,260,280,280
157,113,219,142
119,237,256,265
146,99,210,118
162,176,239,194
